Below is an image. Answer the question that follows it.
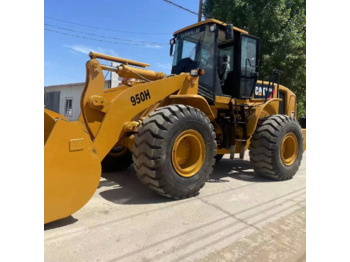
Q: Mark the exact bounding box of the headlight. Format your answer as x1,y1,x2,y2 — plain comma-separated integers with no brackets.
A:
209,24,216,32
190,69,198,76
190,68,205,76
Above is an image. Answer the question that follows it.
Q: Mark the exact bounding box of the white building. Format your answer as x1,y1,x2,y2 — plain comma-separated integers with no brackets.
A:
44,64,122,120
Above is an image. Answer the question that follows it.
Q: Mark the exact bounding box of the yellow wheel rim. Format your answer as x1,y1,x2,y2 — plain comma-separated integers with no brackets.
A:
172,129,206,178
280,132,298,166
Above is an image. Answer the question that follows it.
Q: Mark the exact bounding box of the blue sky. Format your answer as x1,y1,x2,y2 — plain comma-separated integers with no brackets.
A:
44,0,203,86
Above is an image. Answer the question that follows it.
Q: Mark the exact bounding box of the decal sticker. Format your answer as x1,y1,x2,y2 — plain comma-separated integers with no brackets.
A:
254,83,275,99
130,89,151,106
178,26,205,39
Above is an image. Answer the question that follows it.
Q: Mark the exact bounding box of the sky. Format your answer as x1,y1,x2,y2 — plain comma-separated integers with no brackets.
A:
44,0,203,86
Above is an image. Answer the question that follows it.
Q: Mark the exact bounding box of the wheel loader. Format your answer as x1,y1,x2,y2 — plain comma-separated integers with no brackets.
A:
44,19,306,224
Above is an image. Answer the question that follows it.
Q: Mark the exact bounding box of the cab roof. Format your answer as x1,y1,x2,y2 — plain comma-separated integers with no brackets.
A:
173,19,248,36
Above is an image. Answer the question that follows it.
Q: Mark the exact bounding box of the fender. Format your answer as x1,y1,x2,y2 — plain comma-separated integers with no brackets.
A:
247,99,280,136
169,94,216,121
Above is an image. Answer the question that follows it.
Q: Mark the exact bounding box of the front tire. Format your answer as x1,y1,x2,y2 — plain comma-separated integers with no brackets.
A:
249,115,303,180
133,105,216,199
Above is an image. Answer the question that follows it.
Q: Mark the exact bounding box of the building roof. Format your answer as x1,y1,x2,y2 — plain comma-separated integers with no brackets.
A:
44,82,85,89
44,80,111,89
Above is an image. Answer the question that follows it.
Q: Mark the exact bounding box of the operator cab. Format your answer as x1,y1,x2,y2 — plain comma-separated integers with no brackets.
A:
170,19,260,103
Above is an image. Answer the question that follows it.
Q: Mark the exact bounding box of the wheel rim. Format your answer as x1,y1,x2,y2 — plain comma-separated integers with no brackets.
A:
280,132,298,166
172,129,205,178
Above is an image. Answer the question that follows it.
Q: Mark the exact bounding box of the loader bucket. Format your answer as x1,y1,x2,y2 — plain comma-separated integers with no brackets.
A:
44,109,101,224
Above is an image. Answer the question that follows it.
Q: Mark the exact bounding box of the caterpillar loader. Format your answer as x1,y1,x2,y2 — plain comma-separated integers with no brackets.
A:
44,19,305,224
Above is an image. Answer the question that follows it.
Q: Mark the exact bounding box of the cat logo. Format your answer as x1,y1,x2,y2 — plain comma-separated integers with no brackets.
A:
255,86,263,96
254,84,274,99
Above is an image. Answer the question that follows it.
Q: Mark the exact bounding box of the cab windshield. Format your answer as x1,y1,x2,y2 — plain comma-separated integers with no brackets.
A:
171,25,216,93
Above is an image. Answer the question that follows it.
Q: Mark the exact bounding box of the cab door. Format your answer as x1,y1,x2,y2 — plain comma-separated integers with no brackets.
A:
236,34,260,98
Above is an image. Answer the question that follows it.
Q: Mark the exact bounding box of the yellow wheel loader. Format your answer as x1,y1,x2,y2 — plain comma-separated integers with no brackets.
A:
44,19,306,224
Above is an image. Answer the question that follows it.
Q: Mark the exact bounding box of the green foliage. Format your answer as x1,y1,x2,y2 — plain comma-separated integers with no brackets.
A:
203,0,306,116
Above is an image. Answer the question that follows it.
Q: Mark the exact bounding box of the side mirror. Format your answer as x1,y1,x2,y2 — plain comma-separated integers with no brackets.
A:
170,38,176,56
225,24,234,40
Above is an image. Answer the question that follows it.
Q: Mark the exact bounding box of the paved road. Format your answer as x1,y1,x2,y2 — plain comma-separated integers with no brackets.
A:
45,152,306,262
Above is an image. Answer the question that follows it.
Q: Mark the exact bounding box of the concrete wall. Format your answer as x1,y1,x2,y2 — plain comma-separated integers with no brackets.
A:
111,62,123,88
44,83,84,121
45,81,110,121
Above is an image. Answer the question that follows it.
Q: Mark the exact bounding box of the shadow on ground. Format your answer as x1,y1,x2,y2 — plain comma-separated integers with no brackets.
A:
44,216,78,231
210,158,278,183
99,168,176,205
99,158,277,206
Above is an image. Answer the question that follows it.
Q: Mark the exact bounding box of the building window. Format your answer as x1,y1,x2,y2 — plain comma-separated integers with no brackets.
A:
65,97,73,116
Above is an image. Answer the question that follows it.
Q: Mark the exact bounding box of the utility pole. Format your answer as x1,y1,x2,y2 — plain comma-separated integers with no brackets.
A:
198,0,203,22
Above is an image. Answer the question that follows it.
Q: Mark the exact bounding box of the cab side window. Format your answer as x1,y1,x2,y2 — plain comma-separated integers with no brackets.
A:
218,44,234,96
240,36,259,98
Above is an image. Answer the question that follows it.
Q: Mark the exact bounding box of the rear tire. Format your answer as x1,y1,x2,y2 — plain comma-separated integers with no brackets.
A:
133,105,216,199
249,115,303,180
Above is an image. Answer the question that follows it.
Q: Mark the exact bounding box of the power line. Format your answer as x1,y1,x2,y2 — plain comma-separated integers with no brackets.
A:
45,23,167,45
45,16,168,35
45,28,163,47
162,0,198,15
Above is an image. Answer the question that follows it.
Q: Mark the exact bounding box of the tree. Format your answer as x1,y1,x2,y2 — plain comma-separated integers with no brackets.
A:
203,0,306,116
